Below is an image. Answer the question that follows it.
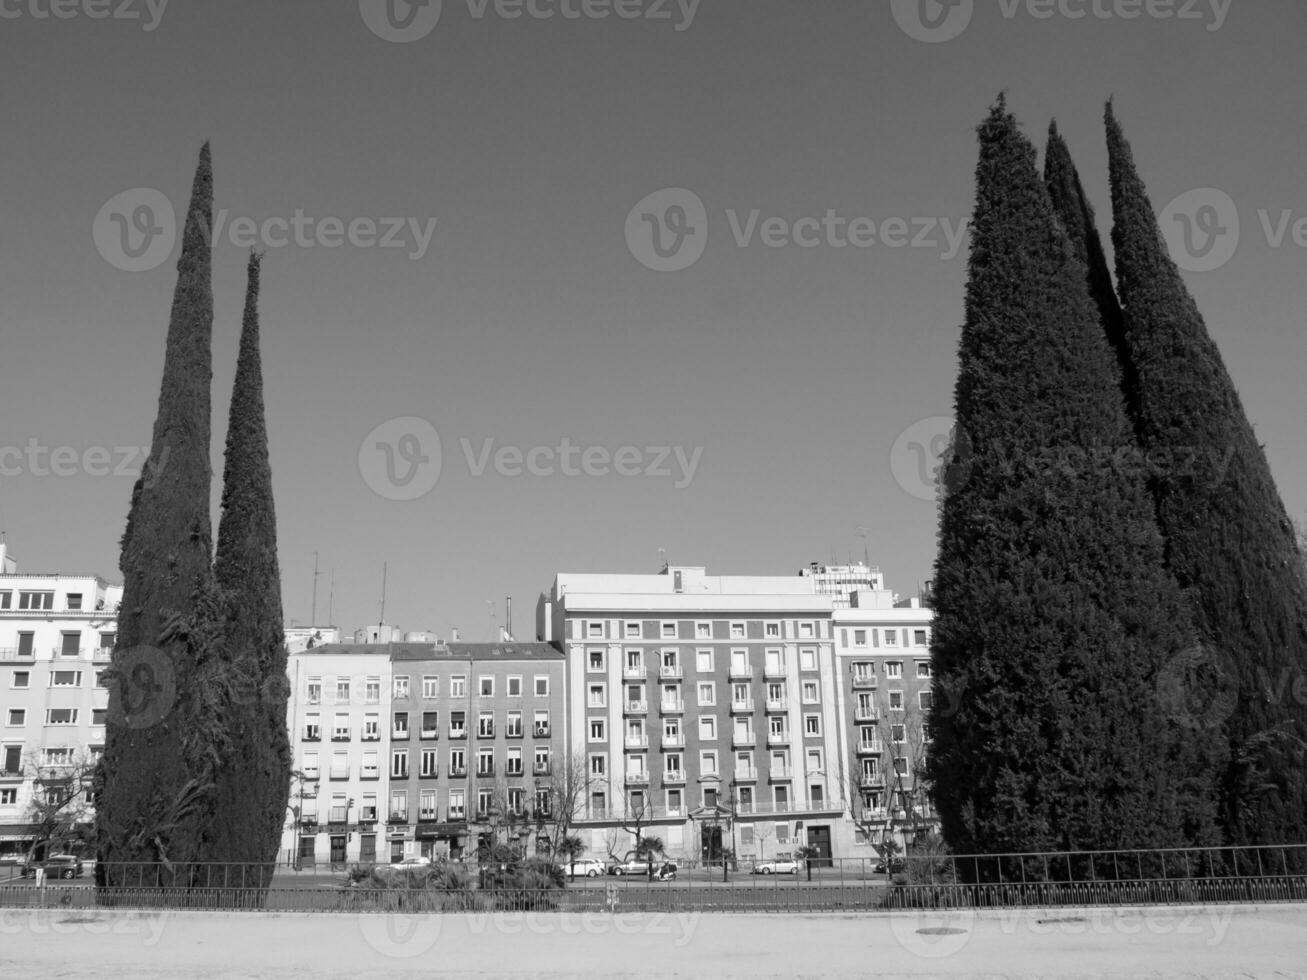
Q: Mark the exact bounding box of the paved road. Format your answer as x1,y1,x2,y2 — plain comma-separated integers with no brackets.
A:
2,903,1305,979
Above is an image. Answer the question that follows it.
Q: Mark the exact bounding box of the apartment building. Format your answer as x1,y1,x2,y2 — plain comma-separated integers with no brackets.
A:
0,544,121,860
832,589,937,854
387,642,566,862
537,565,854,865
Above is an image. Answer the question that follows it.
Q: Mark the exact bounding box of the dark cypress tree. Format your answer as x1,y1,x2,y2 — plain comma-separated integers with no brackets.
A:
96,144,216,885
1043,121,1141,431
1106,102,1307,849
927,100,1222,860
202,251,292,887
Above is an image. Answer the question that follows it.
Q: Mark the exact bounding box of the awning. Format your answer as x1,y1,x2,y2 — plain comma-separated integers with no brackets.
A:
0,824,40,842
417,822,467,838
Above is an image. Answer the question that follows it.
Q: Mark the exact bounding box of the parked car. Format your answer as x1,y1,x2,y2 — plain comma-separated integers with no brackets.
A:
393,856,432,870
751,857,801,875
874,857,906,874
562,859,606,878
607,857,654,876
21,855,84,880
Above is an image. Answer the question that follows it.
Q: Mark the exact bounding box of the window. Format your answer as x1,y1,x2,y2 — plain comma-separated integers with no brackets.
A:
533,711,550,736
768,715,786,738
6,709,23,726
449,711,466,737
916,660,931,678
2,745,21,774
361,794,378,821
477,789,494,816
46,708,78,725
419,790,437,820
662,684,681,708
365,677,381,703
422,676,438,698
802,681,819,703
730,622,745,639
16,634,34,658
697,682,715,706
390,791,408,822
421,711,439,737
695,622,711,638
590,754,606,776
806,748,823,771
19,591,53,610
505,747,523,775
886,661,902,679
891,724,906,743
625,649,642,672
799,648,817,671
852,661,875,684
884,630,899,647
479,676,494,697
764,648,782,675
505,711,523,738
334,714,351,739
66,593,83,611
853,629,867,647
11,671,29,689
392,712,408,738
51,671,81,687
304,714,321,740
733,718,753,743
804,714,821,736
506,787,524,816
449,789,465,820
625,719,645,745
587,649,604,672
765,622,780,638
889,691,903,711
624,621,641,639
507,676,522,697
420,748,438,777
766,681,786,706
919,691,933,711
913,630,929,648
586,621,604,639
449,749,466,774
731,682,750,707
894,757,908,776
307,677,322,703
589,719,605,742
60,633,80,656
696,649,713,672
797,622,814,639
98,631,116,653
336,677,351,702
661,622,676,639
478,712,494,737
0,788,16,806
700,750,718,776
330,752,348,779
362,752,379,779
393,676,409,699
477,749,494,776
91,707,106,726
534,676,549,697
698,716,716,740
0,592,8,610
534,746,550,774
588,683,606,708
666,788,683,815
43,747,74,766
391,750,409,778
363,714,380,740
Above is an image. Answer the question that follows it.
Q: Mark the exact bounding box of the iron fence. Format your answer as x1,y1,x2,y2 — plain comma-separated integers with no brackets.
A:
1,844,1304,914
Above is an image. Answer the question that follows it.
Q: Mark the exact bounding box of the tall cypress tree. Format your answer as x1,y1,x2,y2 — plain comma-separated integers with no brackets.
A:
1043,121,1140,430
1106,103,1307,848
203,251,291,884
927,100,1221,859
96,144,216,884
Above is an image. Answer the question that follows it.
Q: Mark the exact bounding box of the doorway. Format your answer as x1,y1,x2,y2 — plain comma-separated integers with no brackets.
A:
806,825,833,867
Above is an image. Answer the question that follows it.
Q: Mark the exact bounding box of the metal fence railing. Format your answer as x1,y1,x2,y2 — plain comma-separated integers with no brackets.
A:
2,844,1305,914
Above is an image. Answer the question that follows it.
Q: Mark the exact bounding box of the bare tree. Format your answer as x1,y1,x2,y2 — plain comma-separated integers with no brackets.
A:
21,747,97,861
537,750,595,856
616,790,655,862
884,709,934,849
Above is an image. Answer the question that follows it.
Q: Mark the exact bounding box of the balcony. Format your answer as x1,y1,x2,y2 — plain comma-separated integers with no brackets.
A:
767,731,790,746
449,727,467,740
854,707,879,723
449,766,468,778
769,767,792,780
361,733,381,742
360,769,380,781
859,773,886,789
388,812,408,825
505,727,524,739
328,768,349,780
302,732,321,742
390,730,408,741
734,767,758,781
660,733,685,749
763,663,786,679
476,764,495,777
729,665,753,679
448,809,466,821
662,769,686,784
624,734,648,749
478,726,495,739
764,697,788,712
658,664,682,679
533,762,552,776
732,731,756,747
624,700,648,714
625,771,649,785
857,740,885,755
623,664,646,679
533,724,551,739
504,765,525,778
852,675,877,690
659,700,685,715
420,728,439,739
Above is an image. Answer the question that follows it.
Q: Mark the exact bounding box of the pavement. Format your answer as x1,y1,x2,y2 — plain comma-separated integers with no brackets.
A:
2,903,1306,979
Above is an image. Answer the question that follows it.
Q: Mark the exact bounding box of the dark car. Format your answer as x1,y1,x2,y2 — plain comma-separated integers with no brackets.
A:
21,854,84,880
874,857,906,874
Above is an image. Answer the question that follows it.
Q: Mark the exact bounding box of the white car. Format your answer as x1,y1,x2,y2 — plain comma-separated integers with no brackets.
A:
752,858,800,875
393,856,432,870
562,859,606,878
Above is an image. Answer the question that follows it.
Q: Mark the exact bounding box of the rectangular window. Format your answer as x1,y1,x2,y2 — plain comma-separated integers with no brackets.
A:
696,649,713,672
800,648,817,671
588,649,604,671
661,622,676,639
11,671,29,689
534,746,550,774
364,714,379,740
695,622,711,638
46,708,78,725
804,714,821,736
884,630,899,647
586,621,605,639
590,754,606,776
422,676,438,698
18,592,54,610
420,748,438,777
391,750,409,778
307,677,322,703
479,676,494,697
449,711,466,738
60,633,80,657
914,630,929,648
853,629,867,647
304,714,321,740
449,789,465,820
478,712,494,737
0,592,9,610
6,709,23,726
393,676,409,699
534,676,549,697
92,707,106,726
730,622,745,639
765,622,780,638
533,711,550,737
336,677,351,702
362,752,379,779
419,790,437,821
506,711,523,737
390,791,408,822
886,662,902,679
334,714,351,739
51,671,81,687
917,660,931,678
698,716,716,740
797,622,814,639
697,682,715,706
477,789,494,816
477,749,494,776
16,633,34,658
449,749,466,775
451,676,467,698
507,676,522,697
802,681,819,703
391,712,408,738
0,788,17,805
589,719,605,741
891,724,906,743
365,677,380,703
919,691,933,711
505,747,523,774
624,621,641,639
66,593,83,611
588,683,606,708
330,752,348,779
421,711,439,737
700,750,718,776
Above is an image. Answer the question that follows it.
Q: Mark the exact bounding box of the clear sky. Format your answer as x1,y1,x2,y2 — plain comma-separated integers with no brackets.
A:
1,0,1304,640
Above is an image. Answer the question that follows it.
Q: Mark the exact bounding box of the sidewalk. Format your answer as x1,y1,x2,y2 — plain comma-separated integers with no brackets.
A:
2,903,1305,979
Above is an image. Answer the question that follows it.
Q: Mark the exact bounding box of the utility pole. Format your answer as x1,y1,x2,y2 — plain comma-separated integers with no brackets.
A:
379,563,387,630
856,527,873,568
311,552,320,627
